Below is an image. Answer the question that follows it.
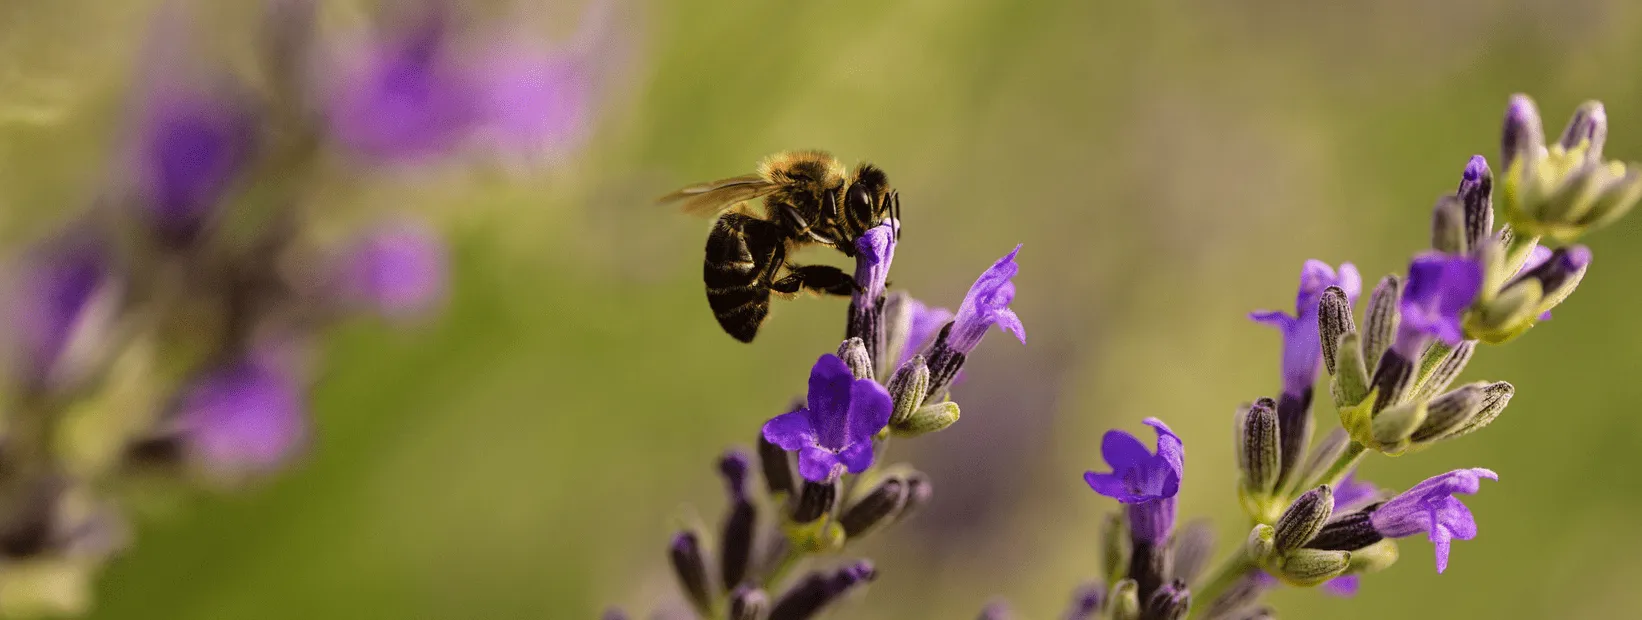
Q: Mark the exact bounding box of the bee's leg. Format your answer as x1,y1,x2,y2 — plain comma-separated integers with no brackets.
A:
771,264,858,297
777,204,832,246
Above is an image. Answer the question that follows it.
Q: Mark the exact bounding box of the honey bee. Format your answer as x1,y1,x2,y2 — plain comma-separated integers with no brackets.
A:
661,151,900,342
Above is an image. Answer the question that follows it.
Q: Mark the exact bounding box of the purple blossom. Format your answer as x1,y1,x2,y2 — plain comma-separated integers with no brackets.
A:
1369,468,1497,573
1083,418,1183,543
1333,471,1381,512
173,360,306,474
1250,260,1361,397
853,223,896,304
762,354,893,482
338,221,448,318
945,245,1025,354
5,236,112,388
1394,253,1483,356
474,40,595,164
130,86,258,243
896,297,954,368
325,13,479,161
1322,575,1361,597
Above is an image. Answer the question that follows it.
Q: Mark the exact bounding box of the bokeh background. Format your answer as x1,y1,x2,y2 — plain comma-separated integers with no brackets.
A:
4,0,1642,618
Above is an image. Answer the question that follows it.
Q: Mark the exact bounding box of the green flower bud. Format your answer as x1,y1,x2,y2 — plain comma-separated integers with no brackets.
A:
1238,400,1281,500
1412,341,1475,402
1362,275,1400,369
1411,383,1487,443
1246,524,1277,564
892,401,959,437
1330,332,1371,409
886,355,931,427
1273,549,1351,586
1370,399,1427,453
1107,579,1140,620
1431,195,1468,253
1273,486,1334,553
1318,287,1355,375
1441,381,1514,441
838,337,874,381
1102,512,1131,584
1347,539,1400,574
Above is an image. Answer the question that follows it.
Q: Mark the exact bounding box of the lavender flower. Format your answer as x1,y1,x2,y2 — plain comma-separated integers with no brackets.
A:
172,360,306,475
1250,260,1361,398
325,12,478,161
474,39,596,164
897,297,953,368
848,222,896,360
1309,468,1496,574
1393,253,1483,356
129,86,258,244
5,235,114,389
945,245,1025,354
1369,468,1496,573
1322,575,1360,597
762,354,893,483
1332,472,1380,512
1082,418,1183,544
337,220,448,318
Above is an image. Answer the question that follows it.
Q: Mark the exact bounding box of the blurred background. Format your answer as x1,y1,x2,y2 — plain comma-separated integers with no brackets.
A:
3,0,1642,618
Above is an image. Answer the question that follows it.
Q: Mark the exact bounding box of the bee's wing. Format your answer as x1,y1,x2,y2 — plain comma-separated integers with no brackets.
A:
659,174,779,216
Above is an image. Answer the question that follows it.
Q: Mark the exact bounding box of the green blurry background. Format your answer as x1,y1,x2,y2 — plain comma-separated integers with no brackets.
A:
5,0,1642,617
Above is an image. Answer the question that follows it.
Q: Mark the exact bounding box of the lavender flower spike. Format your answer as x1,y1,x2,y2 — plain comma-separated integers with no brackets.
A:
1250,260,1361,397
5,236,114,390
762,354,893,482
325,10,479,162
1370,468,1497,573
847,221,896,359
1083,417,1184,543
946,244,1026,354
1393,252,1483,356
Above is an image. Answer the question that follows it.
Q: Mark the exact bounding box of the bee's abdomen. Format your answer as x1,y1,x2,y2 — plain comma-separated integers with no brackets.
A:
704,214,782,343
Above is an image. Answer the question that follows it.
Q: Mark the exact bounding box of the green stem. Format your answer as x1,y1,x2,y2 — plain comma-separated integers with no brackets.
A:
1189,550,1254,618
1307,441,1367,491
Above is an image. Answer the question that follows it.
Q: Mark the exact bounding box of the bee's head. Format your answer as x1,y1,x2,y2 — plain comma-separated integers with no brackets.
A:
842,164,894,240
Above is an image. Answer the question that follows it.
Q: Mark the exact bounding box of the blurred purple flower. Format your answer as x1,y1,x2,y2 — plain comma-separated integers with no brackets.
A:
762,354,892,482
1250,260,1361,397
945,245,1025,354
6,236,114,388
174,360,306,474
1394,253,1483,355
1322,575,1360,597
1333,471,1381,512
474,40,595,163
338,221,448,318
326,13,479,161
1083,417,1183,543
130,87,259,244
1369,468,1497,573
896,297,953,368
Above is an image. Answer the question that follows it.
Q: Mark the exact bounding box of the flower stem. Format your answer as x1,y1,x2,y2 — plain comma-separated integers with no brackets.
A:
1189,549,1253,618
1307,441,1367,491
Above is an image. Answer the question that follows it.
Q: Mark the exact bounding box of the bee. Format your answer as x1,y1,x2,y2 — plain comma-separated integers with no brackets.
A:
661,151,900,343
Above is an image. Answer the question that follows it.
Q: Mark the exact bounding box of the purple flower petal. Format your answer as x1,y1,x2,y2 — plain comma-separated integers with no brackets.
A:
6,237,111,386
897,298,954,368
1333,471,1381,511
947,245,1025,353
326,14,480,162
131,88,257,242
1369,468,1496,573
761,409,815,452
806,355,854,450
475,41,594,162
844,378,892,447
1396,253,1484,353
836,441,875,474
796,444,843,483
1252,261,1359,396
174,360,306,473
1323,575,1361,597
1084,417,1185,506
1100,430,1152,470
340,221,447,318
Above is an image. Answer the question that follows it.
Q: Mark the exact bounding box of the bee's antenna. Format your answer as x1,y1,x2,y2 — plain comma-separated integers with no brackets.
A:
890,191,902,240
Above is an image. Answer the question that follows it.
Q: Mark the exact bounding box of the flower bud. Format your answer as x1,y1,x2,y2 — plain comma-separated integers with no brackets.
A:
1558,100,1607,159
729,586,768,620
837,337,874,381
1317,287,1355,375
1273,549,1351,586
1367,348,1415,413
1361,276,1400,368
1246,524,1277,563
1459,156,1495,249
899,471,933,520
758,431,796,497
1442,381,1514,440
790,479,837,524
1062,581,1104,620
1412,340,1475,402
1107,579,1140,620
1584,168,1642,229
892,401,960,437
1431,195,1468,254
1330,332,1371,409
1370,399,1426,451
839,476,908,539
1238,399,1281,499
668,531,714,616
1411,383,1486,443
1500,94,1545,179
1101,512,1131,585
886,355,931,426
1347,539,1400,574
1144,580,1190,620
1169,520,1215,585
1273,486,1334,552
